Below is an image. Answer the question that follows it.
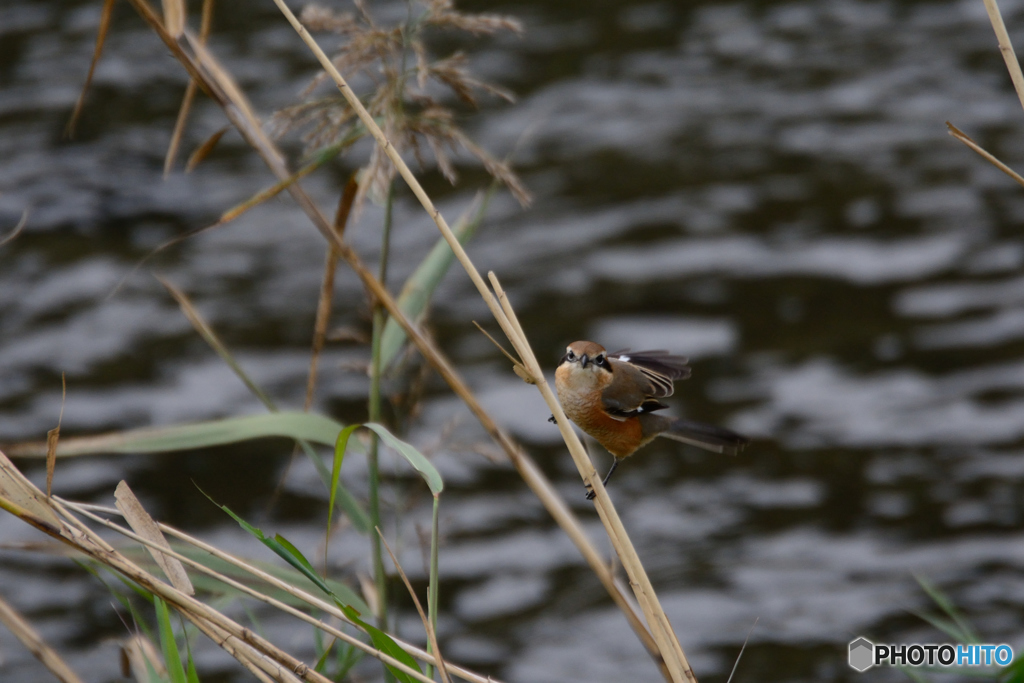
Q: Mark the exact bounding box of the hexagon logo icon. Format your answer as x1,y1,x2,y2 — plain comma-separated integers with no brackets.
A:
849,637,874,672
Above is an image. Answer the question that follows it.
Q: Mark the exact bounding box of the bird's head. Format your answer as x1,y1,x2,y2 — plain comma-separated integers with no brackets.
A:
560,341,611,375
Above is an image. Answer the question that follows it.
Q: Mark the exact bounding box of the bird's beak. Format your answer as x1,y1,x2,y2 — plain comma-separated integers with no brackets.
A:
580,354,589,368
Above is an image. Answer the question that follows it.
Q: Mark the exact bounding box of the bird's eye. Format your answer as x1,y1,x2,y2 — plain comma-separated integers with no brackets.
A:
566,350,576,361
595,354,606,366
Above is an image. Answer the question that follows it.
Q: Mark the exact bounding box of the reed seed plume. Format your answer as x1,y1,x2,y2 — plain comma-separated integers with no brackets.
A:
269,0,531,211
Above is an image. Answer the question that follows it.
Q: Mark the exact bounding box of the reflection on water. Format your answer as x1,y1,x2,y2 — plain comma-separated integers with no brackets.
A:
4,0,1024,680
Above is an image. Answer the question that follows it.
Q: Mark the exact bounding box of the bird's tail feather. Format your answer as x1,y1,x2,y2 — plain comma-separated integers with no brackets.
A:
659,418,750,455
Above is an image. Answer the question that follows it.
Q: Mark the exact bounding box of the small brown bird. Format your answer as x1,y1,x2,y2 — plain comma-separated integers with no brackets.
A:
554,341,749,498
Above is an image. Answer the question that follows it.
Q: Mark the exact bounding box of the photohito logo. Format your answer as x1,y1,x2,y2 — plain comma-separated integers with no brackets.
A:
848,637,1015,672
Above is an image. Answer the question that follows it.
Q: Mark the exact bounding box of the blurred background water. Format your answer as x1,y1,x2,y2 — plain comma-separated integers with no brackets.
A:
3,0,1024,680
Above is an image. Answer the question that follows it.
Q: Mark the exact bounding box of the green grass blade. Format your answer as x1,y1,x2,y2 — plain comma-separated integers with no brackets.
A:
183,625,201,683
914,574,980,644
313,635,336,674
378,190,490,371
364,423,443,495
909,609,974,645
204,490,417,682
15,412,347,457
329,425,362,541
154,597,187,683
426,495,440,680
336,603,422,683
1003,655,1024,683
200,487,332,595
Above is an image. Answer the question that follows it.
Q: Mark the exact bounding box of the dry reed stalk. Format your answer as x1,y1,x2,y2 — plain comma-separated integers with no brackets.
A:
164,0,213,175
0,464,319,683
61,499,496,683
269,3,693,679
305,176,358,411
0,450,432,683
983,0,1024,114
65,0,115,139
113,480,194,595
378,530,453,683
115,0,667,675
0,593,85,683
947,122,1024,188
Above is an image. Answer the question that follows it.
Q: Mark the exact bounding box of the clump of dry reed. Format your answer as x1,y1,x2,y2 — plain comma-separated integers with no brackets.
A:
269,0,530,213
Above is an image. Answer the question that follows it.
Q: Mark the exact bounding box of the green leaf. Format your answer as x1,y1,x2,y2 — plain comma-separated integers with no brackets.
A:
329,425,362,539
313,635,336,674
206,492,418,683
1002,654,1024,683
379,191,490,371
154,597,187,683
336,603,423,683
17,412,347,457
914,574,980,644
909,609,974,645
183,629,201,683
363,423,443,495
22,411,371,533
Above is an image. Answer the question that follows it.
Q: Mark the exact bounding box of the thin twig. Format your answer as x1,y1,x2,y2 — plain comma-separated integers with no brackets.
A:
377,527,452,683
157,275,277,411
726,617,758,683
0,593,85,683
947,121,1024,189
65,0,115,139
0,210,28,248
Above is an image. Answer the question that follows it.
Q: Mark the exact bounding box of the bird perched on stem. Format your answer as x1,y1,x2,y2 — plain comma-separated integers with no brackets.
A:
553,341,749,499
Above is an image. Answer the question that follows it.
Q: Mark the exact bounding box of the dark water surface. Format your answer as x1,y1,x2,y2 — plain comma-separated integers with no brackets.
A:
4,0,1024,680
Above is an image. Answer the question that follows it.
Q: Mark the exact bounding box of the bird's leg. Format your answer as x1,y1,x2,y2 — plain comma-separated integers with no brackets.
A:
585,459,620,500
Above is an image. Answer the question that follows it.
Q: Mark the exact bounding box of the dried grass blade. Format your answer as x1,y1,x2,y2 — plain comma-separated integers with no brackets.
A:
157,275,276,411
122,634,168,683
306,175,358,411
162,0,186,39
164,0,214,175
982,0,1024,115
0,209,28,248
0,450,62,528
62,500,496,683
377,529,452,683
947,121,1024,189
472,321,533,383
185,126,228,173
65,0,115,139
0,459,322,682
115,480,195,595
45,373,66,498
0,592,85,683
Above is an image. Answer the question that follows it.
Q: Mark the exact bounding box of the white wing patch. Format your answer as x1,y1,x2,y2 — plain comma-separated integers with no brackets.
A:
616,355,630,362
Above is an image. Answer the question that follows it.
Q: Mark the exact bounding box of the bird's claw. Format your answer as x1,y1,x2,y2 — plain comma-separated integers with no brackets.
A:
584,483,596,500
547,414,556,424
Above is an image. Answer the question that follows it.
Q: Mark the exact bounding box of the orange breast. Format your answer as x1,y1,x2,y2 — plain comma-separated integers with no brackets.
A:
556,365,648,458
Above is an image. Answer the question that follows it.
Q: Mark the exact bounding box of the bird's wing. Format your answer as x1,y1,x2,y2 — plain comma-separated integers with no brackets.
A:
607,349,690,399
602,359,672,418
